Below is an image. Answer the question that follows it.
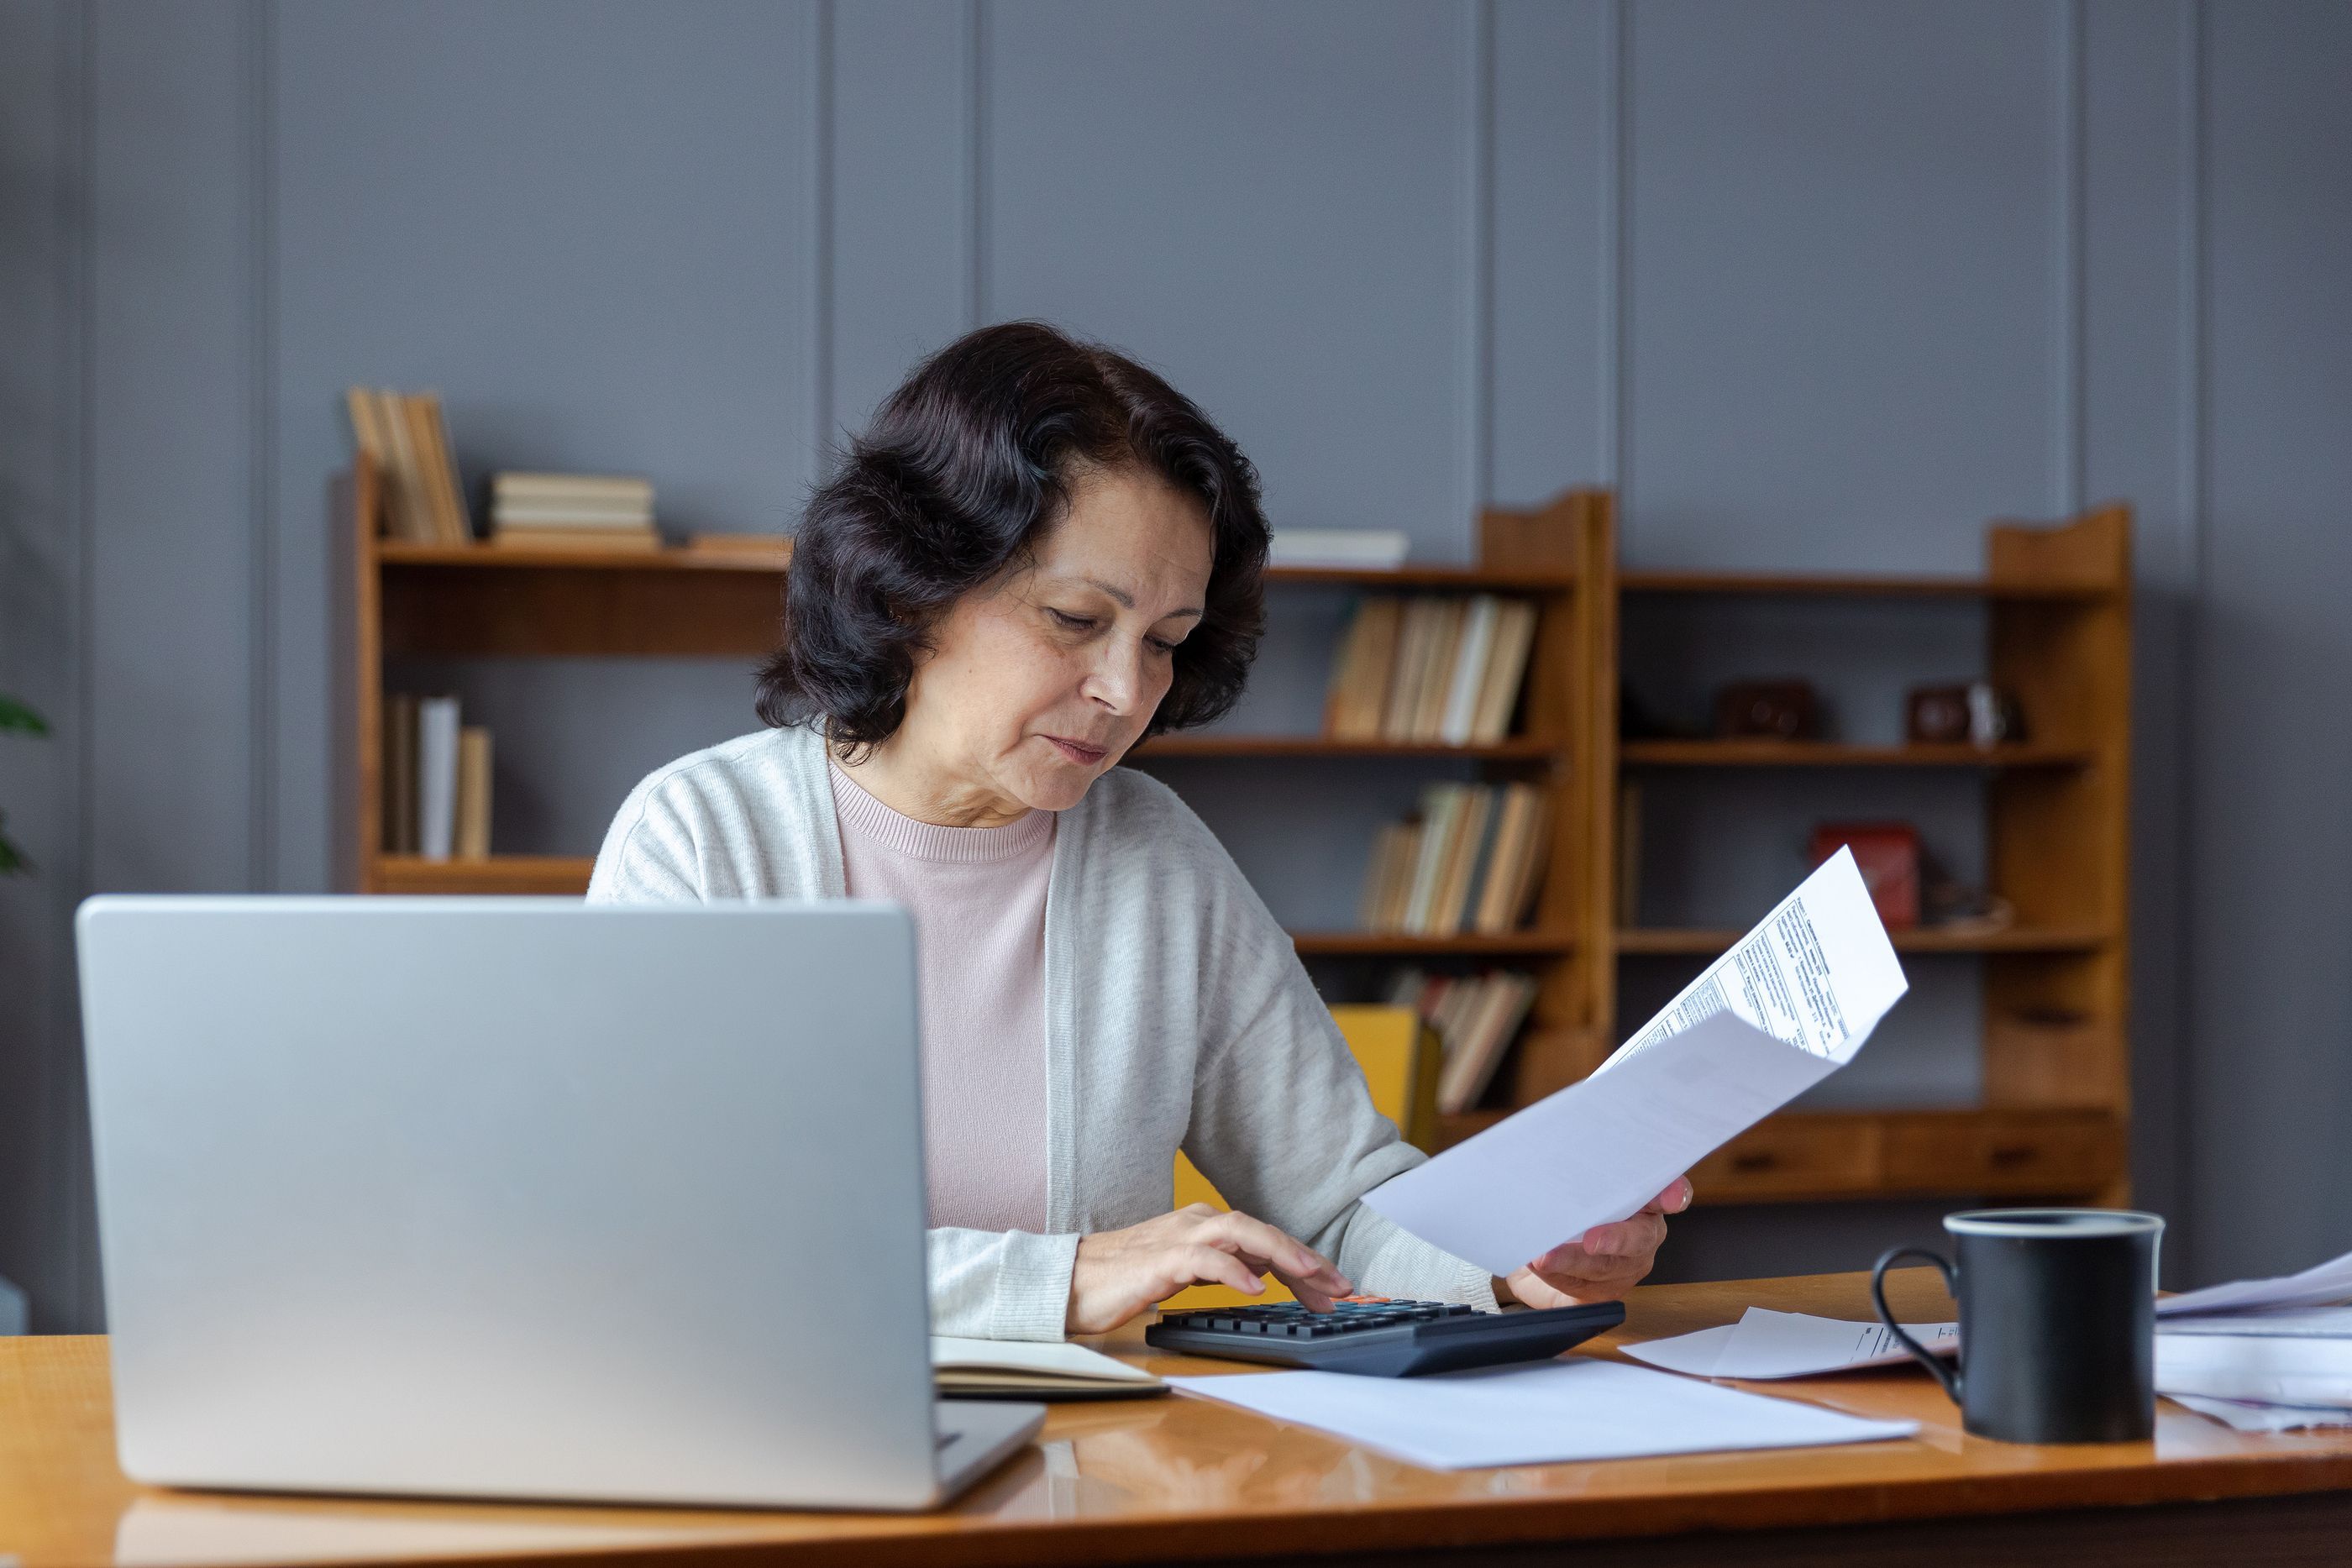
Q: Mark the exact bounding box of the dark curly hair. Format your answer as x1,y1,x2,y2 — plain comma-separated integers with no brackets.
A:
757,321,1271,748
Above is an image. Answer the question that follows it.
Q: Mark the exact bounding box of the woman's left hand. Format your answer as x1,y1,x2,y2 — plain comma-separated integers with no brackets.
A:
1494,1176,1693,1308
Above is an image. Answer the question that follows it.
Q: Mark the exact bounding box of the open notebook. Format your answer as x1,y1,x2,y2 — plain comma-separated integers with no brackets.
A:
931,1337,1165,1400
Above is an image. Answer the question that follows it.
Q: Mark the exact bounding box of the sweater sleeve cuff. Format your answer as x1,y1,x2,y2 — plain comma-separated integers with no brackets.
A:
986,1230,1083,1342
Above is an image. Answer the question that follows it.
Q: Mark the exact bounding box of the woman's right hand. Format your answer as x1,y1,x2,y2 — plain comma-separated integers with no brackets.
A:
1064,1204,1353,1335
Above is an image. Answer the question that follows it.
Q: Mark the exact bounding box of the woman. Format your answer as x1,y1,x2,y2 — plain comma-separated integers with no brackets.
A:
589,322,1688,1341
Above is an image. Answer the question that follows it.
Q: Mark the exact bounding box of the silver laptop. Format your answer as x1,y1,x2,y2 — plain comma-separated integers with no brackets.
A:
76,895,1042,1510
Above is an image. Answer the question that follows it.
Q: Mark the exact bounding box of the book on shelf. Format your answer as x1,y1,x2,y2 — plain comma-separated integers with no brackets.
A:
346,386,472,546
1387,968,1541,1114
383,694,491,863
1357,782,1549,937
1267,528,1410,569
1325,592,1537,746
489,471,659,548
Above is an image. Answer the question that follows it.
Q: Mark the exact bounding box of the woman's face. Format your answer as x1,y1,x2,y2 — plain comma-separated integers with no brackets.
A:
897,465,1215,816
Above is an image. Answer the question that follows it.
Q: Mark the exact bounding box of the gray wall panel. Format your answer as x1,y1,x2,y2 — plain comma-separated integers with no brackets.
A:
1623,0,2061,571
983,0,1481,554
1490,0,1610,503
270,0,821,889
2189,0,2352,1281
0,0,91,1331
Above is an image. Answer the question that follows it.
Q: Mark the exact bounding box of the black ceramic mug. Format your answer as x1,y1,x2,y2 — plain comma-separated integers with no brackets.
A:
1871,1208,2164,1445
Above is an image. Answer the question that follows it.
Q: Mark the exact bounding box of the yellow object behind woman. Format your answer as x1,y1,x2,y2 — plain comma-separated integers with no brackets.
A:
1164,1006,1442,1309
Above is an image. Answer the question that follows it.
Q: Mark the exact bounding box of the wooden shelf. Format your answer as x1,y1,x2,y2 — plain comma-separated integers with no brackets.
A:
1136,735,1557,761
1691,1107,2125,1204
1290,930,1574,957
1620,569,2111,600
371,854,595,894
1264,564,1576,590
378,540,790,572
1615,926,2110,957
1620,740,2093,768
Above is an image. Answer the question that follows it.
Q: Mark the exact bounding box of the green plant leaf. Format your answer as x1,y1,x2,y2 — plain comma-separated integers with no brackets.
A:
0,694,48,736
0,811,28,876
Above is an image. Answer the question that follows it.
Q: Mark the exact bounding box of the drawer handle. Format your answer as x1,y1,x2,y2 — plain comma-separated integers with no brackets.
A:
1989,1143,2040,1168
1731,1151,1778,1174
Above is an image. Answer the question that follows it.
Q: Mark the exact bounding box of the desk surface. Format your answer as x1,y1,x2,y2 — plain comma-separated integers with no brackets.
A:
7,1270,2350,1568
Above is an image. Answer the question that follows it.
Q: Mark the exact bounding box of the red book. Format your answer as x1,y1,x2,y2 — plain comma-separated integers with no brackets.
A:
1810,821,1921,930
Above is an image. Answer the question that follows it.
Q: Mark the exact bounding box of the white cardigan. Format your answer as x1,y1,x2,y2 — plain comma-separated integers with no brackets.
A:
586,724,1495,1340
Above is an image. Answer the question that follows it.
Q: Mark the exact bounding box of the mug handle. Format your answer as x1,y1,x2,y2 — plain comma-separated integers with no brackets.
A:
1871,1245,1962,1404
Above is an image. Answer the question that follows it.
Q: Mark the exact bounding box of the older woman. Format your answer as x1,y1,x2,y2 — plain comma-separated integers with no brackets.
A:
589,322,1688,1341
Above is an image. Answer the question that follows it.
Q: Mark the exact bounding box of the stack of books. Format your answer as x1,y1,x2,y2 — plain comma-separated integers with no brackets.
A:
489,473,659,550
381,694,492,862
1387,968,1541,1114
1324,595,1539,745
1357,782,1550,937
2155,1245,2352,1432
1268,529,1410,569
345,387,470,545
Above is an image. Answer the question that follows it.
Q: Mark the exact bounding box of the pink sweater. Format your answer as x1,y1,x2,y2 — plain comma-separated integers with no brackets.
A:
827,762,1053,1234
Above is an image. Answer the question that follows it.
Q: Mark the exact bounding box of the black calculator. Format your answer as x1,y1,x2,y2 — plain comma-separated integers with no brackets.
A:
1145,1295,1625,1377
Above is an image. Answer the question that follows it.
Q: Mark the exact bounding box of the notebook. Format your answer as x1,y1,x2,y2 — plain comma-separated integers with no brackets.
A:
931,1337,1165,1400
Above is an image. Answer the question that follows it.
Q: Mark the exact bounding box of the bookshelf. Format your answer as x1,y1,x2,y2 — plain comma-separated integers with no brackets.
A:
351,466,2134,1209
1608,504,2134,1206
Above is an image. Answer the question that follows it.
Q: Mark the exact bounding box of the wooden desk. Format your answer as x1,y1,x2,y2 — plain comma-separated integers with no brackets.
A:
7,1272,2349,1568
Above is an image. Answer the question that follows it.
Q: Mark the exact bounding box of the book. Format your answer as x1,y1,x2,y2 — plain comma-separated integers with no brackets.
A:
931,1335,1163,1401
1357,821,1416,933
407,392,471,544
1380,599,1439,741
1428,785,1494,937
1408,599,1467,742
344,389,393,535
370,388,432,543
492,472,656,506
1399,786,1462,934
1379,820,1424,931
1469,599,1539,743
491,501,654,527
1469,784,1537,935
1438,595,1499,746
1324,595,1402,741
454,726,492,860
1266,529,1410,569
486,526,663,551
416,695,462,862
381,693,419,856
1436,973,1539,1114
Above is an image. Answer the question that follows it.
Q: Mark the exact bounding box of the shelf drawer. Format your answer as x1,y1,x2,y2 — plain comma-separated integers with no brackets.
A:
1882,1113,2119,1197
1692,1118,1880,1202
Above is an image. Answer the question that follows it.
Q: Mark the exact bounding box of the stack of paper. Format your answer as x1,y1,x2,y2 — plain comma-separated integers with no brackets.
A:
2150,1245,2352,1429
1362,848,1908,1277
1625,1308,1958,1381
1167,1358,1915,1471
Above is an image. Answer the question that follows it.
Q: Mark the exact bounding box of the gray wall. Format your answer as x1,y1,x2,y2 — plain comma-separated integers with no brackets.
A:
3,0,2347,1329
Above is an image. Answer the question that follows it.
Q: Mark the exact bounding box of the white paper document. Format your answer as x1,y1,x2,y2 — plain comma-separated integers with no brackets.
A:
1600,847,1910,1070
2166,1393,2352,1434
1165,1358,1916,1471
1362,852,1907,1277
2157,1244,2352,1318
2155,1332,2352,1407
1625,1308,1960,1380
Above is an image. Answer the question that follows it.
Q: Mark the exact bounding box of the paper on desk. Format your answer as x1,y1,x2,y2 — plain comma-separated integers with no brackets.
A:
1361,852,1906,1277
1164,1358,1916,1471
2166,1393,2352,1434
2156,1244,2352,1318
1625,1308,1959,1380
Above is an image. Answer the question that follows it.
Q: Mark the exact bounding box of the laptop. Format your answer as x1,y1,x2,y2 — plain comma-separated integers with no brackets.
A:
76,895,1043,1511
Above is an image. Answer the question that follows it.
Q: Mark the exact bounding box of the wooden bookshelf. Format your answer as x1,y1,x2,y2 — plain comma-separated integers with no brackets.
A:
353,466,2135,1209
1606,504,2134,1205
